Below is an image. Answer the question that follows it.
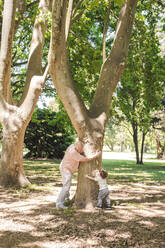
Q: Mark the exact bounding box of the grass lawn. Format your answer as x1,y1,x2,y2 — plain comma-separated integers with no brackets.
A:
103,159,165,184
0,154,165,248
22,156,165,190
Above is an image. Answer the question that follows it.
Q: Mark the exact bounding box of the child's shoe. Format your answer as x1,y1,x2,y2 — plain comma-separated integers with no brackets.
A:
105,205,113,210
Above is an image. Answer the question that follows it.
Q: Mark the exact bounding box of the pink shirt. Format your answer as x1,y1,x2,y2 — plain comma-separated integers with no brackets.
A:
60,144,87,174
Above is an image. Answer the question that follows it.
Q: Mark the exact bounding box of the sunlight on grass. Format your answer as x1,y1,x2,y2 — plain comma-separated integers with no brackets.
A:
103,159,165,183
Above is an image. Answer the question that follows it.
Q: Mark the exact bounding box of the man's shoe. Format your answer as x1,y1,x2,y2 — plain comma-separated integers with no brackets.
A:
95,206,102,210
56,205,68,210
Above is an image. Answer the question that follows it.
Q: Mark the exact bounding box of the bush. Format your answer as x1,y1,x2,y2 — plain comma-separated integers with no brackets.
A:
24,108,74,159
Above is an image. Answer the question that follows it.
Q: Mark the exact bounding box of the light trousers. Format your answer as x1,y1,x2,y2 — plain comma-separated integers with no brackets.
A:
97,187,111,207
56,166,72,208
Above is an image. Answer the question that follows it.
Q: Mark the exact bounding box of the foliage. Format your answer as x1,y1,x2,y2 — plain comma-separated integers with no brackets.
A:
24,108,74,159
113,0,165,162
68,0,119,106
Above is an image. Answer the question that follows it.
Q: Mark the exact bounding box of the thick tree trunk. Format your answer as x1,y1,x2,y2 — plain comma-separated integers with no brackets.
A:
74,159,100,209
0,128,30,187
74,135,103,209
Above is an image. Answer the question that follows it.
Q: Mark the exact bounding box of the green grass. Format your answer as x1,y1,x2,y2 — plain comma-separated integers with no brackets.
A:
103,159,165,184
22,157,165,188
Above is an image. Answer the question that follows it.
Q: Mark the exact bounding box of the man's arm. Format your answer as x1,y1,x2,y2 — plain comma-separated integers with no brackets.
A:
72,150,101,162
79,151,102,162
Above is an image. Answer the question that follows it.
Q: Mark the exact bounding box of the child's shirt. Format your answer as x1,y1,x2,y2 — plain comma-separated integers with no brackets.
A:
95,174,108,190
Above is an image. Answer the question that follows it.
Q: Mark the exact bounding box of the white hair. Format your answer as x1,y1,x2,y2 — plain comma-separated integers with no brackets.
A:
75,141,83,149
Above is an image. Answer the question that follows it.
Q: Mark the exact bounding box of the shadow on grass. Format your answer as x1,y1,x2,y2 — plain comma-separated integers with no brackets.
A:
0,198,165,248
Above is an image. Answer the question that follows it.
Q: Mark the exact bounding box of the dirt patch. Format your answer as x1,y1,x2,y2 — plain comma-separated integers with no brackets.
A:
0,181,165,248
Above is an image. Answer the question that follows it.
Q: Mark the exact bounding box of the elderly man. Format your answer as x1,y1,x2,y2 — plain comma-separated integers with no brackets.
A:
56,141,101,209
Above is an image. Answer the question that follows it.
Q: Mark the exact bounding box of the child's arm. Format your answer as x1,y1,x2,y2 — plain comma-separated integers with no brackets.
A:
85,175,97,181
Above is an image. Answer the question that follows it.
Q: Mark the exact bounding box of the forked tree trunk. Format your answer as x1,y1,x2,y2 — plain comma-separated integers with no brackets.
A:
49,0,138,209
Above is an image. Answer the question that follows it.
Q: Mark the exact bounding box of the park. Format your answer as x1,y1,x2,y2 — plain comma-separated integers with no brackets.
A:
0,153,165,247
0,0,165,247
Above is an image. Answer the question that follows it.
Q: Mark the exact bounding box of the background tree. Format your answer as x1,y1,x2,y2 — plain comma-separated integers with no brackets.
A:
104,117,133,152
49,0,138,209
0,0,51,187
151,100,165,159
114,0,165,164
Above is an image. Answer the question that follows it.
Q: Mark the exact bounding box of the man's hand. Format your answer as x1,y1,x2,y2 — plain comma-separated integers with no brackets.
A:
95,151,101,157
88,150,101,160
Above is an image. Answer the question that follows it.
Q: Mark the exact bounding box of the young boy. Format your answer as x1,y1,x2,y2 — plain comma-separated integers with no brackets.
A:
86,169,112,210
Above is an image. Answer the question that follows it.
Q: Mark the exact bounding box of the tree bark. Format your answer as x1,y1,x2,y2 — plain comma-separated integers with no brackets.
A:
0,124,29,187
162,143,165,159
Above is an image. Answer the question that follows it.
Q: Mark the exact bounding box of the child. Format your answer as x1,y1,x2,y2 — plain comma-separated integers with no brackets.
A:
86,169,112,210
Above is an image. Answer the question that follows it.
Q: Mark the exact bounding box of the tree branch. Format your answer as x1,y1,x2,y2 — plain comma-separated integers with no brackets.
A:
65,0,74,41
102,2,112,63
12,61,28,66
72,0,84,17
0,0,17,104
71,9,85,24
71,0,85,24
19,65,49,121
156,0,165,8
90,0,138,119
19,0,50,105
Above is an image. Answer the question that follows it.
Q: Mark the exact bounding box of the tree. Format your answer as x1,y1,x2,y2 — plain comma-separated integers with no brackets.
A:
152,101,165,159
114,0,165,164
49,0,138,209
104,117,134,152
0,0,51,187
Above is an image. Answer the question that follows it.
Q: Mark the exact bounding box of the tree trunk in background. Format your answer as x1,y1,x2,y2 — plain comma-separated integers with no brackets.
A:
162,144,165,159
0,126,30,186
140,132,146,165
0,0,50,187
156,138,165,159
132,121,140,164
